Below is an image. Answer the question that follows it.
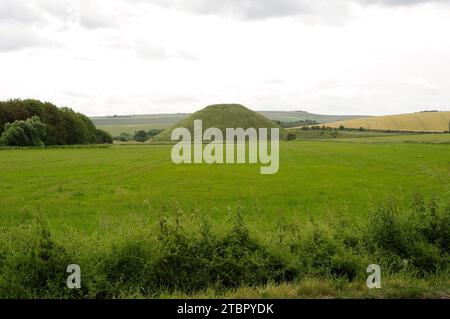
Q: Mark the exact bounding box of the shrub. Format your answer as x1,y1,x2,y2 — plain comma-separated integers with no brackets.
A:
0,213,72,298
0,116,46,146
291,223,364,280
146,129,163,139
286,132,296,141
93,241,154,298
117,132,132,142
151,211,296,292
95,129,113,144
0,194,447,298
366,195,449,275
134,130,147,142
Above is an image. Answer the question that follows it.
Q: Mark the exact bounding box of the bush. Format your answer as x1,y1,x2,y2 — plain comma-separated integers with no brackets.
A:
151,211,296,292
290,223,364,280
286,132,296,141
0,116,46,146
0,194,447,298
117,132,132,142
366,195,449,275
94,242,154,298
146,129,163,138
0,213,72,298
134,130,147,142
95,129,113,144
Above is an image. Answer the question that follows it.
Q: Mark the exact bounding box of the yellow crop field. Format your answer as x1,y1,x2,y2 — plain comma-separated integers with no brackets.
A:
315,111,450,132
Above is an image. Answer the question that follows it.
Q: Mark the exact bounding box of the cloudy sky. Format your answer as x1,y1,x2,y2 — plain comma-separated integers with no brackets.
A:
0,0,449,116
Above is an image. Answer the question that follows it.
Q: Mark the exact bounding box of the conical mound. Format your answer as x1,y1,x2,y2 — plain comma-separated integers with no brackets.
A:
149,104,287,142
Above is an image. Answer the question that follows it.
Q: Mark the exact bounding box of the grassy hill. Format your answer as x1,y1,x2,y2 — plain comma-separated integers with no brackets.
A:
91,111,364,136
150,104,288,142
316,111,450,133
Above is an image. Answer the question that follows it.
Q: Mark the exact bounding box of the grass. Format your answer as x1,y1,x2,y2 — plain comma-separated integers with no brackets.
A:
165,277,450,299
1,142,449,230
0,140,449,298
287,129,406,140
326,133,450,144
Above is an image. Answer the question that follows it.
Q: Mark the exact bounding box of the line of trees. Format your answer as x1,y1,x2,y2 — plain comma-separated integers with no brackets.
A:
0,99,112,147
114,129,164,142
275,119,319,128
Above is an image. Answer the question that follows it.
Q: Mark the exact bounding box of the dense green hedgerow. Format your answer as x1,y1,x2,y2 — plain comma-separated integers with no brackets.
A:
0,193,448,298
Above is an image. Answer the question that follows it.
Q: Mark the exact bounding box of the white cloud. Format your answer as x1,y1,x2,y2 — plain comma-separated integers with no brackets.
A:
0,0,449,115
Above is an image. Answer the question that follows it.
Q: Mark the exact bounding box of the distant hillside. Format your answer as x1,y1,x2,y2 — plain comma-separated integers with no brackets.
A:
90,113,187,136
91,111,364,136
316,111,450,133
258,111,366,123
150,104,288,142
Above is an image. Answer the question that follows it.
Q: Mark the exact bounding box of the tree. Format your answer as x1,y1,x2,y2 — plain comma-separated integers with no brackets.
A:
0,99,100,146
134,130,147,142
0,116,46,146
78,113,97,143
146,129,163,138
118,132,132,142
339,125,345,131
0,99,30,135
287,132,296,141
95,129,113,144
39,102,67,145
59,107,90,144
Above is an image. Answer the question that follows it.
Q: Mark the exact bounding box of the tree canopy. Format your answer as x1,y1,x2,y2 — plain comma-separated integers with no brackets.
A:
0,99,112,146
0,116,46,146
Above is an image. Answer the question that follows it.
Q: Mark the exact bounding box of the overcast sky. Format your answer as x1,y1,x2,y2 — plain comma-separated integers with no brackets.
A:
0,0,449,116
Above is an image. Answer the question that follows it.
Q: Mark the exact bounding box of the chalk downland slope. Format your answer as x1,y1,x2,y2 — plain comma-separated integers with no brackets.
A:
149,104,288,142
315,111,450,133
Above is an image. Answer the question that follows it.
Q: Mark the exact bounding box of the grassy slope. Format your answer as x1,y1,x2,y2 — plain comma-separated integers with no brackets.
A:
317,111,450,132
151,104,288,142
259,111,366,123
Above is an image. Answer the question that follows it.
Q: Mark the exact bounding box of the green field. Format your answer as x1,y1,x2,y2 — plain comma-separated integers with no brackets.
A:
0,140,449,298
287,128,407,140
1,141,449,228
327,133,450,144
